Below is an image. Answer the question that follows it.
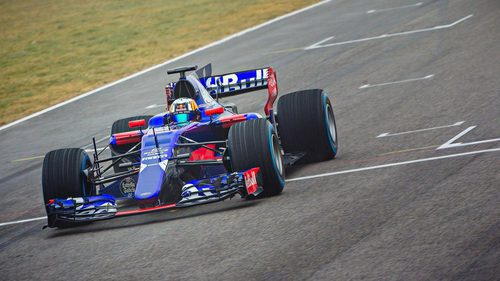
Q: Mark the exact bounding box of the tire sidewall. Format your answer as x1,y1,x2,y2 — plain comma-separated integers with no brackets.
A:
322,93,338,156
277,89,338,162
267,123,285,187
80,152,91,196
228,119,285,196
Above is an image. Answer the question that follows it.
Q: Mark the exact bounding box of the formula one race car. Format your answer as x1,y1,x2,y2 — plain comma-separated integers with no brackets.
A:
42,65,338,228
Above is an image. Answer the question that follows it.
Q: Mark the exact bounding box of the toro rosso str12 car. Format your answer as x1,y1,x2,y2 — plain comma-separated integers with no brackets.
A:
42,65,338,228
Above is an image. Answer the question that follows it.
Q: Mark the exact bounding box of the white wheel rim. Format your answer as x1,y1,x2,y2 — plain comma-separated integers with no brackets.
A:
326,104,337,144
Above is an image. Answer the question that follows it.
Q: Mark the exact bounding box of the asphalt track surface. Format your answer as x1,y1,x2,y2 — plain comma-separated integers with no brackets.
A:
1,0,499,280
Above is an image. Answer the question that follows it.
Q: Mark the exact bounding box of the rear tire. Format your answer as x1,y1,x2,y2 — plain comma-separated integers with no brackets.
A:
42,148,92,227
228,119,285,197
110,115,152,173
277,89,338,162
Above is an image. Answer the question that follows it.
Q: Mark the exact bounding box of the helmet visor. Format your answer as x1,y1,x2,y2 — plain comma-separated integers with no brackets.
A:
174,113,189,124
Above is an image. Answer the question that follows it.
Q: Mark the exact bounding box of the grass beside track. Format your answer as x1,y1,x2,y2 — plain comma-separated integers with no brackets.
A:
0,0,317,126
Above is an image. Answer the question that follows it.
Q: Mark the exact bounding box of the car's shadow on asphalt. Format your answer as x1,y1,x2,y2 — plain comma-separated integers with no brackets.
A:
285,163,311,178
46,200,260,238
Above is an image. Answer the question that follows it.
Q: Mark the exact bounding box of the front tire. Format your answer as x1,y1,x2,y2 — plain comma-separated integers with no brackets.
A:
42,148,92,227
228,119,285,197
277,89,338,162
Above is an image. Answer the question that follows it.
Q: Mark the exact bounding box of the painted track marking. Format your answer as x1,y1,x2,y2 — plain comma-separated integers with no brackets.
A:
377,121,465,138
0,216,46,227
305,14,473,50
360,74,434,89
146,104,167,110
11,147,108,163
11,155,45,162
82,135,110,149
304,36,335,50
437,126,500,149
0,0,332,132
2,147,499,227
85,147,108,153
380,145,439,155
287,148,500,182
366,2,423,14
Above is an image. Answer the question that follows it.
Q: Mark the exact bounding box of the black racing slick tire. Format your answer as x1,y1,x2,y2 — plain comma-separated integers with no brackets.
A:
277,89,338,162
42,148,92,227
42,148,91,201
110,115,152,173
228,118,285,197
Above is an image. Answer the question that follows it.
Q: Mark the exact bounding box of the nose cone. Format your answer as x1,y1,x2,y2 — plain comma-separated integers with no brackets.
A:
134,164,165,201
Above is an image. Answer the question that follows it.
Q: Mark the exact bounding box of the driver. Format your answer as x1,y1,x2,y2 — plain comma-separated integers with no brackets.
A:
169,98,200,126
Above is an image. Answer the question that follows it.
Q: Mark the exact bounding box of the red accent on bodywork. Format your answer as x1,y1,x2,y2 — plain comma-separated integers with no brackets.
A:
189,144,217,161
218,114,247,128
129,119,146,128
243,167,261,195
265,67,278,117
205,107,224,116
113,131,142,146
116,203,177,217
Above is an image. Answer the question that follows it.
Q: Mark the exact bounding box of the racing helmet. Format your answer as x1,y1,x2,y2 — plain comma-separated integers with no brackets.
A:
169,98,199,126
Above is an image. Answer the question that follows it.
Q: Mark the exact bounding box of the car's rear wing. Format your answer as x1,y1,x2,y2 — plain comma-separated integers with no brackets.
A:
198,67,270,98
168,66,278,119
201,67,278,120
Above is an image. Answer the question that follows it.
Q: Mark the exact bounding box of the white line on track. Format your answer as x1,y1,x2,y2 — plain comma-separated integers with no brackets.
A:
286,147,500,182
11,146,108,162
437,126,500,149
84,147,108,153
0,216,46,227
360,74,434,89
305,14,473,50
304,36,335,50
146,104,167,110
82,136,110,149
377,121,465,138
0,0,331,132
366,2,423,14
2,147,499,227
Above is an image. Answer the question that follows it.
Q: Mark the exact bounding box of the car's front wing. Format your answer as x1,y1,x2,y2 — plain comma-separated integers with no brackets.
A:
45,168,263,228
